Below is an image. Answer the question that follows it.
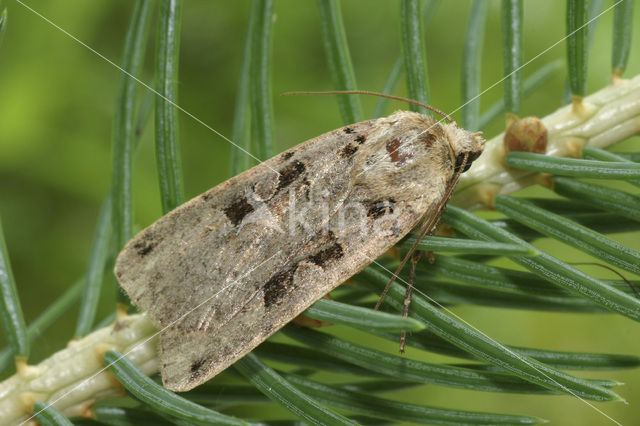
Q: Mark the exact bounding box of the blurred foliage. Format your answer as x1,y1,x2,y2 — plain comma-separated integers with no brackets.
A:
0,0,639,424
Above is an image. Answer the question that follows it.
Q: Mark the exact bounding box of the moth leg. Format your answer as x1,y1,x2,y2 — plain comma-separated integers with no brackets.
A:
400,250,423,353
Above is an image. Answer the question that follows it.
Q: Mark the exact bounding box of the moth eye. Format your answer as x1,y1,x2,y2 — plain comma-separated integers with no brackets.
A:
455,151,481,173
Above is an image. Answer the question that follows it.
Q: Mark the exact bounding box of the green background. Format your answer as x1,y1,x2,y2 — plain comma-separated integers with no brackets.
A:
0,1,639,424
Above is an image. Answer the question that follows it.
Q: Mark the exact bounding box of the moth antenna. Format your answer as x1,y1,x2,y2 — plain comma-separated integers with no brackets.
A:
374,152,469,310
282,90,456,124
570,262,640,298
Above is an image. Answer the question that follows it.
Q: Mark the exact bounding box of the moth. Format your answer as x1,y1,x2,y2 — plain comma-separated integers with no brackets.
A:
114,99,485,392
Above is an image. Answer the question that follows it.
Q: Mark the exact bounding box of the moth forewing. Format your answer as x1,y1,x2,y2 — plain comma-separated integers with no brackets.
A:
114,110,484,392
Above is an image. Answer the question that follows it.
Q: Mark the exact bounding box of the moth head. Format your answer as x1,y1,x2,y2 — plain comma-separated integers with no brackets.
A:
443,123,485,173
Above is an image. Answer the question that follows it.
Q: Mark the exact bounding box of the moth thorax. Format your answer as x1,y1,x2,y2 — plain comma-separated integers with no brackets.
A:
354,138,450,203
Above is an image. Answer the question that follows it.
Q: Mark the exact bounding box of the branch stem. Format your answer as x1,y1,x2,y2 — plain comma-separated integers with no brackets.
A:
453,74,640,209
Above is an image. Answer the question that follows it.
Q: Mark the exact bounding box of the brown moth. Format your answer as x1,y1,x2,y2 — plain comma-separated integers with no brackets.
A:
114,109,485,392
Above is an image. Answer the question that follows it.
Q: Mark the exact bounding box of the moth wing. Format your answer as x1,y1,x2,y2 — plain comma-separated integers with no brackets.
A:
116,112,456,391
115,119,385,390
116,119,376,318
158,192,426,391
